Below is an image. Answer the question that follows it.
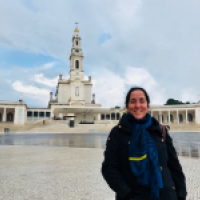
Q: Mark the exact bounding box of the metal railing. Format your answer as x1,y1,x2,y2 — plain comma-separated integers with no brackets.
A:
170,132,200,158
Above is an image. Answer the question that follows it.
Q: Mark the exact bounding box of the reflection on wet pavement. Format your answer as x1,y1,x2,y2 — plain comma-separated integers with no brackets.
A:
0,133,108,148
1,132,200,158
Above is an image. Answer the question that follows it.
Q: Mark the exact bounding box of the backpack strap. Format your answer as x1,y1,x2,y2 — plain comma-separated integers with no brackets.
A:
160,124,166,141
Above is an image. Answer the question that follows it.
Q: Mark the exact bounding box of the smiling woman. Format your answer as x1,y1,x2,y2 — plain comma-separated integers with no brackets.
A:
102,87,187,200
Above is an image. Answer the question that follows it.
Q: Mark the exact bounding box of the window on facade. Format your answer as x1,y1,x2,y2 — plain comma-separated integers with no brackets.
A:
34,112,38,117
75,87,79,96
46,112,50,117
39,112,44,117
27,112,32,117
76,41,78,45
75,60,79,69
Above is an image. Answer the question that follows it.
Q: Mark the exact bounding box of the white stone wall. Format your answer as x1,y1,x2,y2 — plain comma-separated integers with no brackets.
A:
14,106,26,125
58,84,70,103
84,85,92,104
70,71,84,81
70,82,85,101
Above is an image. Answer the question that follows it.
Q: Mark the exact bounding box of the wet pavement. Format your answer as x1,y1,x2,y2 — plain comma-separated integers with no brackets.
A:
0,146,199,200
1,132,200,158
0,133,108,148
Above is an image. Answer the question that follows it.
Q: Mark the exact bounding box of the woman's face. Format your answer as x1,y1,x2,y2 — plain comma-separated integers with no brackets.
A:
127,90,149,119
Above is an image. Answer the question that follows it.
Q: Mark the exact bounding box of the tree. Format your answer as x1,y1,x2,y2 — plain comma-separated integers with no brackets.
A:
165,98,191,105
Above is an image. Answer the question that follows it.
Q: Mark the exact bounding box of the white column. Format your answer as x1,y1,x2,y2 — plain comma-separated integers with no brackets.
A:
186,110,188,124
177,110,179,124
3,107,6,122
168,111,171,124
14,107,18,124
44,111,46,120
51,112,54,120
159,111,162,124
32,111,34,120
23,107,26,124
97,113,101,120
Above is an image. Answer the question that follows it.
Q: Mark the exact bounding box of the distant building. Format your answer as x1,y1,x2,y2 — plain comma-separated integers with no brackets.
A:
0,28,199,125
0,28,121,124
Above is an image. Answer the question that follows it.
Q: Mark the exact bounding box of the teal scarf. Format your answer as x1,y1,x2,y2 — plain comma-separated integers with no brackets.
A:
127,113,163,200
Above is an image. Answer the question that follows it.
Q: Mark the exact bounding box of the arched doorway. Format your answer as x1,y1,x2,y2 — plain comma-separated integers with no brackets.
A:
116,113,120,120
101,114,105,120
0,113,2,122
179,114,183,123
188,113,193,122
170,115,174,123
7,112,13,122
111,113,115,120
106,114,110,120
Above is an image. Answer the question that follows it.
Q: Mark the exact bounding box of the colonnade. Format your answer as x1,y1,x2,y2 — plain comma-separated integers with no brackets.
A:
150,109,195,124
0,107,15,123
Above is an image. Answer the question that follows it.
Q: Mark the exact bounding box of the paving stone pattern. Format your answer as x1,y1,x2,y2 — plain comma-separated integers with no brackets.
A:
0,146,199,200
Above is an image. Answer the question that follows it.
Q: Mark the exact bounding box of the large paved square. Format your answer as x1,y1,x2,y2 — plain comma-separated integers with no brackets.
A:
0,146,199,200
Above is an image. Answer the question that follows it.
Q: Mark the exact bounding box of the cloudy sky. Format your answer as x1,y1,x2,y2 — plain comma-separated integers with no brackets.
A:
0,0,200,108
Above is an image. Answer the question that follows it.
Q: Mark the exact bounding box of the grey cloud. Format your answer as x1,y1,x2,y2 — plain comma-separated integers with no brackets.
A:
0,0,200,106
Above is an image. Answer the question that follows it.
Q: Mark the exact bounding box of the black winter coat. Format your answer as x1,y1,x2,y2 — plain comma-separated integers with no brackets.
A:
102,114,187,200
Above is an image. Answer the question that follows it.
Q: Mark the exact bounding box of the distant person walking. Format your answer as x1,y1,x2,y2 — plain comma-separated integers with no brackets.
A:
102,87,187,200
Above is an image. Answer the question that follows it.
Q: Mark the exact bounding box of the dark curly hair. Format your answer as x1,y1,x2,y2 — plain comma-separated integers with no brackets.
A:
125,87,150,108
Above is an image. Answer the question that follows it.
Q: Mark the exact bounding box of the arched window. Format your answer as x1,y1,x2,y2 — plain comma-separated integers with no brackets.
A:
76,41,78,45
75,87,79,96
0,113,2,121
7,113,13,121
188,113,193,122
75,60,79,69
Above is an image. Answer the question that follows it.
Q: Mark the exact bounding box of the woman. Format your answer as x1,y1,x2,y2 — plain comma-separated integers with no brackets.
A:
102,87,187,200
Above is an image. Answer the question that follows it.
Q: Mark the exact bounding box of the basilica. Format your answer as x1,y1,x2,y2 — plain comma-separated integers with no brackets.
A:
0,28,199,126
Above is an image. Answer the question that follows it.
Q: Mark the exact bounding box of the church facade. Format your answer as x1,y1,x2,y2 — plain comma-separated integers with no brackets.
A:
0,28,200,125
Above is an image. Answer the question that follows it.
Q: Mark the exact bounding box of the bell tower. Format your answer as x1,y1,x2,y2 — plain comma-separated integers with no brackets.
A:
69,23,84,81
50,24,101,109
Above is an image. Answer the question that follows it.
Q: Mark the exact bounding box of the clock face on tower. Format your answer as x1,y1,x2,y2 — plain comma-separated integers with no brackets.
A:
75,49,79,53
